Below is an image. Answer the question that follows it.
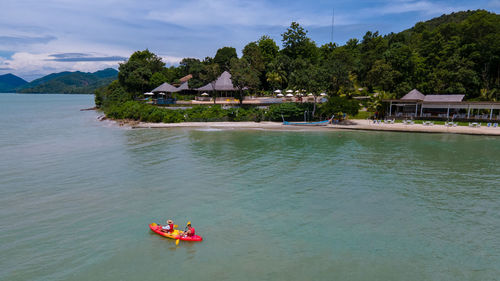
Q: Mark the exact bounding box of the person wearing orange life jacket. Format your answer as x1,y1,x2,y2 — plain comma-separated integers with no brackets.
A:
160,219,175,233
182,221,195,237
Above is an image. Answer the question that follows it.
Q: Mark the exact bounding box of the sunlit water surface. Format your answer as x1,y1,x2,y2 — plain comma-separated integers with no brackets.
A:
1,94,499,281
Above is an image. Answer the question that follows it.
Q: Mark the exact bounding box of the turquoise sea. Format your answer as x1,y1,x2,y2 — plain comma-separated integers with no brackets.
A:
1,93,499,281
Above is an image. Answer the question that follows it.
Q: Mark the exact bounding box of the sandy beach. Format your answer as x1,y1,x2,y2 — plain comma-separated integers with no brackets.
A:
129,119,500,136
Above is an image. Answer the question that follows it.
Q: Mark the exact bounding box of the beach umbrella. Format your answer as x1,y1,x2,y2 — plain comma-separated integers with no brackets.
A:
201,92,209,96
295,90,300,93
159,92,166,95
144,92,154,96
320,93,327,96
285,93,294,97
307,93,314,96
274,89,282,93
277,93,284,97
286,89,293,93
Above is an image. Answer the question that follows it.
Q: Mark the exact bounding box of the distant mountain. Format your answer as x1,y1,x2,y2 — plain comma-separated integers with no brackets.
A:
0,74,28,92
17,68,118,94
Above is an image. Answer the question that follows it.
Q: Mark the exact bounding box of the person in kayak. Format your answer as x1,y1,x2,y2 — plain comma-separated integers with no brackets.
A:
182,221,195,237
160,219,175,233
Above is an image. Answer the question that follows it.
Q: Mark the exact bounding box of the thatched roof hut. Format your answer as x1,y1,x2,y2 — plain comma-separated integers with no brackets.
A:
401,89,425,101
196,71,238,91
152,82,178,93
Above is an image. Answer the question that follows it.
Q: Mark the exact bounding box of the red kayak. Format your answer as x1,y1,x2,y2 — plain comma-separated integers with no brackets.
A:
149,223,203,241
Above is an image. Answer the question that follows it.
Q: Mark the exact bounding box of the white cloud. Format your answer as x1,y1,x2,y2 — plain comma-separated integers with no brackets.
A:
159,56,184,65
364,0,458,16
146,0,352,27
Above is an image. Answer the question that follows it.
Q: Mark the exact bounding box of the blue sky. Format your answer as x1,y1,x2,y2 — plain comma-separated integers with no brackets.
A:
0,0,498,81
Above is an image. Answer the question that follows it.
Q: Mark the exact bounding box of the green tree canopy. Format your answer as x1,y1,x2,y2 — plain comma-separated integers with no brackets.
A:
214,47,238,71
118,49,165,96
230,58,261,104
281,22,318,62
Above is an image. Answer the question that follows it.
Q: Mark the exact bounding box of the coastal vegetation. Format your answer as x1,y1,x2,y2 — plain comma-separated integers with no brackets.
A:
95,10,499,122
104,102,344,123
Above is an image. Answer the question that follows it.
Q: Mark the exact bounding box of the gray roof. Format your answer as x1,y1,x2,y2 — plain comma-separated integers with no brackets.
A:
152,82,178,93
177,81,189,91
423,95,465,102
196,71,238,91
401,89,425,100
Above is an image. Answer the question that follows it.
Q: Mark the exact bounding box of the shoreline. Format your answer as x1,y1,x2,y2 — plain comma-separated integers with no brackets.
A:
123,119,500,136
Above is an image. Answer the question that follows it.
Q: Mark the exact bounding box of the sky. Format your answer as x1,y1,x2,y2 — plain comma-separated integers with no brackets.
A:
0,0,499,81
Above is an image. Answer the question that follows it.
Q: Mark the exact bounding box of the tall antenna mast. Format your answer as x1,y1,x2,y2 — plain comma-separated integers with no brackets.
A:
330,8,334,43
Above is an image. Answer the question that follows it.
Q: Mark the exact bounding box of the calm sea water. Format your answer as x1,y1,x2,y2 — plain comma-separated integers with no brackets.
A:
1,93,499,281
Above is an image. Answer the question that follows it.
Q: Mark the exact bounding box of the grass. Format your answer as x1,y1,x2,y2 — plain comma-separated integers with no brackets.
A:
352,111,372,119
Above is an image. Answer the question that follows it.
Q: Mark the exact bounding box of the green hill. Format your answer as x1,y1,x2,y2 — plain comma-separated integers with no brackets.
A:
351,9,499,98
17,68,118,94
0,73,28,92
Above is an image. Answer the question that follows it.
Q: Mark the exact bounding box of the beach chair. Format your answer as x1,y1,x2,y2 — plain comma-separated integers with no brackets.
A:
487,123,492,127
453,122,458,127
477,123,481,127
494,123,498,128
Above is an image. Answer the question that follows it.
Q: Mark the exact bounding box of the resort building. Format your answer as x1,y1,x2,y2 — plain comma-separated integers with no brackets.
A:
150,82,178,105
147,71,324,106
385,89,500,121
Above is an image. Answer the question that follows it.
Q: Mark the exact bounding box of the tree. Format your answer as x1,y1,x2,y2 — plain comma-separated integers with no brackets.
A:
200,63,221,104
258,35,279,66
266,72,284,91
320,96,360,118
366,59,401,92
281,22,318,62
180,58,205,88
118,49,165,96
150,72,166,89
242,42,265,73
214,47,237,71
289,60,327,117
359,31,387,86
230,58,260,105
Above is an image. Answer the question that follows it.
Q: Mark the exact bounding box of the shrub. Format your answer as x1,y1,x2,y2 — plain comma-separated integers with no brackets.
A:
266,103,314,121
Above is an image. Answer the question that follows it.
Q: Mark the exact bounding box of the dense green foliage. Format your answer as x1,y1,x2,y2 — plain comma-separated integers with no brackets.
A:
117,50,165,96
16,68,117,94
0,73,27,92
96,10,499,122
104,101,324,123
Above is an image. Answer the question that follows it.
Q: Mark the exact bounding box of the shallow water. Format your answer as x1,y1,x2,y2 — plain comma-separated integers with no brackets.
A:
1,93,499,281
